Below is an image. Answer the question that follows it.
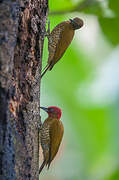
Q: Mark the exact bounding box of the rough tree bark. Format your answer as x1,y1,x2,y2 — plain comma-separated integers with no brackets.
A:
0,0,48,179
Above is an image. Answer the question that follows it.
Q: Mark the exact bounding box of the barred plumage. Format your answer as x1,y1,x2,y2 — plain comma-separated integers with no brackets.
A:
39,106,64,174
41,17,84,78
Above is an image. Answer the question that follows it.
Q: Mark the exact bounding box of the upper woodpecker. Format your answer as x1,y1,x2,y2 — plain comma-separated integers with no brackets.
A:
41,17,84,78
39,106,64,174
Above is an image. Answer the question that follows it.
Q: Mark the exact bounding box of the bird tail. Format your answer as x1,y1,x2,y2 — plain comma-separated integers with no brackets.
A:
47,162,51,169
41,64,50,78
39,160,46,174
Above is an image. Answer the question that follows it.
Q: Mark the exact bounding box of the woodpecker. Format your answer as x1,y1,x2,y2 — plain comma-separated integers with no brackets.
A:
41,17,84,78
39,106,64,174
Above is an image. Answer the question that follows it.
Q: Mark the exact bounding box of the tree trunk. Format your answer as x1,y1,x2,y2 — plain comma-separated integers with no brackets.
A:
0,0,48,179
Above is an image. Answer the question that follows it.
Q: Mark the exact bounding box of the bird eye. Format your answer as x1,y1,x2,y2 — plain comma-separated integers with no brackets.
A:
49,108,54,112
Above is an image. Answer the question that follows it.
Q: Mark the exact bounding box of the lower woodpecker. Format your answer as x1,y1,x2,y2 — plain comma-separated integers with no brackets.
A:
39,106,64,174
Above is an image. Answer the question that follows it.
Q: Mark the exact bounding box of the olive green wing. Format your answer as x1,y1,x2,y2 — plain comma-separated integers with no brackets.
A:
47,119,64,168
48,22,74,70
48,23,65,62
53,25,74,65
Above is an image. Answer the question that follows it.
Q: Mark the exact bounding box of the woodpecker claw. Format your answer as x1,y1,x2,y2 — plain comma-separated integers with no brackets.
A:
44,20,50,38
38,121,42,130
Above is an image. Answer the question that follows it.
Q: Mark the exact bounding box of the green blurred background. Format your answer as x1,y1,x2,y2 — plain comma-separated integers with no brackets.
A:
40,0,119,179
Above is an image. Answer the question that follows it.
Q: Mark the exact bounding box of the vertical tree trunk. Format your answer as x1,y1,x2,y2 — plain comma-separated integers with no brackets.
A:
0,0,48,179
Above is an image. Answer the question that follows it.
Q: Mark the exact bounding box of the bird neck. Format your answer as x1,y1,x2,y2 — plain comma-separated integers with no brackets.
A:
48,114,60,120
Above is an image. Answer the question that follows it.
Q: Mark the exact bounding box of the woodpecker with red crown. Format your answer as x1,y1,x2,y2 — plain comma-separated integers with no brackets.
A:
39,106,64,174
41,17,84,78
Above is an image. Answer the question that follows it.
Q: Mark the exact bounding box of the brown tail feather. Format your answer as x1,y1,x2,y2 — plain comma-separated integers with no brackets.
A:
39,160,46,174
41,64,50,78
47,162,51,169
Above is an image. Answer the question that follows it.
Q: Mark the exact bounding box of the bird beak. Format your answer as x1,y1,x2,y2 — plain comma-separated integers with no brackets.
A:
69,19,74,23
40,107,49,112
69,18,82,29
69,18,78,27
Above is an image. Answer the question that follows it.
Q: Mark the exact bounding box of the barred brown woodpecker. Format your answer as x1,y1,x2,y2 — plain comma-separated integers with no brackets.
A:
41,17,84,78
39,106,64,174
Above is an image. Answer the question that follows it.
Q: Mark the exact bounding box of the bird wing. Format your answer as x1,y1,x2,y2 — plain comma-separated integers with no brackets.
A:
54,25,74,60
48,22,74,69
49,23,74,70
47,22,65,66
48,119,64,168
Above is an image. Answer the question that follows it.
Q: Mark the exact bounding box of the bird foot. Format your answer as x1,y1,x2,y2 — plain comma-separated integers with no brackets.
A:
44,20,50,38
38,121,42,131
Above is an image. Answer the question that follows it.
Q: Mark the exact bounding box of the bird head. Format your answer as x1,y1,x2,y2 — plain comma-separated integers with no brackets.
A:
69,17,84,30
40,106,62,119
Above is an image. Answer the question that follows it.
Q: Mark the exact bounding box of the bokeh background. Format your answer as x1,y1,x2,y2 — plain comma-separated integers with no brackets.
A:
40,0,119,179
